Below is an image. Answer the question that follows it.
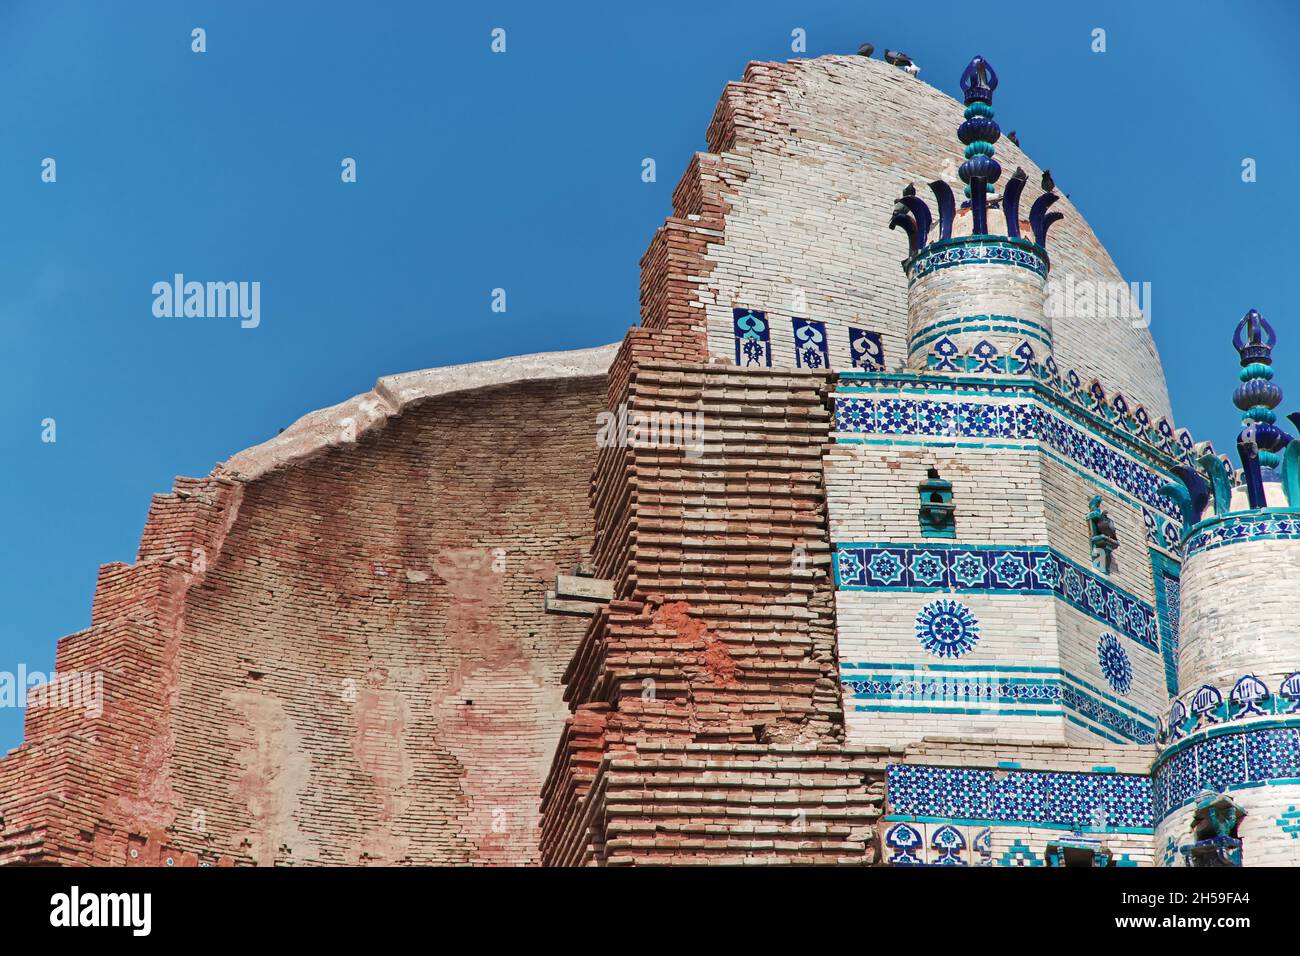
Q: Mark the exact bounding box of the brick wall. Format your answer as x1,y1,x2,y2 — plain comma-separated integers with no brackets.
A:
540,364,873,864
0,373,606,866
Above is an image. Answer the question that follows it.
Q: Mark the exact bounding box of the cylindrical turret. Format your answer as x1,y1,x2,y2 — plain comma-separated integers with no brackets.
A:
905,231,1051,372
1177,513,1300,692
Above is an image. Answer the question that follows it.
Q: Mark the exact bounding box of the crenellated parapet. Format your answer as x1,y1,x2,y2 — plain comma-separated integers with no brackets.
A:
1024,358,1197,466
888,57,1065,255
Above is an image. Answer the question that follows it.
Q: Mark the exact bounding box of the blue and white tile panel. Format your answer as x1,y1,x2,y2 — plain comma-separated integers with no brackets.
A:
834,542,1159,653
729,307,888,372
886,763,1153,831
842,662,1158,744
1151,721,1300,822
886,821,1149,866
1163,671,1300,744
832,391,1181,521
1184,511,1300,558
906,237,1049,284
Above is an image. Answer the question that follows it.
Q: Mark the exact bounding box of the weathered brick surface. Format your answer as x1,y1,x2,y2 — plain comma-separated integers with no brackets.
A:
554,743,894,867
1,374,606,866
540,364,872,864
1,513,239,866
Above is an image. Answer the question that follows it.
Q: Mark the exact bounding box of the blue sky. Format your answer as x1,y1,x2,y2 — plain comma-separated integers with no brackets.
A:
0,0,1295,750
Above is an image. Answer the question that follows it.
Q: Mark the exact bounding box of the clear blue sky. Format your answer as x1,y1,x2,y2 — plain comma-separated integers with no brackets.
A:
0,0,1295,751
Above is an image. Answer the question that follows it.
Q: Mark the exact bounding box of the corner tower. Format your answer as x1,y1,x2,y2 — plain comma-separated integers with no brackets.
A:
1153,310,1300,867
830,57,1187,754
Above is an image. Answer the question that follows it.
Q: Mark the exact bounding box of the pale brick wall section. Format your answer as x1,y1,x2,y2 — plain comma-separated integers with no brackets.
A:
1038,455,1155,604
674,56,1170,420
1229,482,1287,511
1056,602,1163,738
1155,521,1300,870
1155,784,1300,867
825,390,1173,579
1178,538,1300,692
1039,455,1167,732
906,259,1048,368
826,444,1046,545
825,385,1175,750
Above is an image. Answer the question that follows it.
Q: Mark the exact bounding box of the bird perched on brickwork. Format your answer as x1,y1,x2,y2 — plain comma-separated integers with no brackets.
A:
858,43,874,57
1041,169,1056,193
885,49,920,76
1010,167,1027,184
903,182,916,197
1007,130,1020,147
884,49,910,65
1094,510,1117,543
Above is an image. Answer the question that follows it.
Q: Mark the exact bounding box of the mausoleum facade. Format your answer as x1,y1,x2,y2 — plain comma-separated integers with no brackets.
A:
1,52,1295,868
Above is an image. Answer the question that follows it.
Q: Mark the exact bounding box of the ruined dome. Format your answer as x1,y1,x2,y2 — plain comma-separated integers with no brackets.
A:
662,55,1169,418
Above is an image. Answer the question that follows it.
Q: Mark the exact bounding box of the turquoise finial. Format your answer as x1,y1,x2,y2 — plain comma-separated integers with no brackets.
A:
958,57,1000,199
957,56,1001,231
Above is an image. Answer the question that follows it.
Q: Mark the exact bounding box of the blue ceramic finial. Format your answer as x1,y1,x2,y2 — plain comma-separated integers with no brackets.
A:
957,56,1001,233
959,56,998,104
1232,309,1288,501
1233,308,1276,366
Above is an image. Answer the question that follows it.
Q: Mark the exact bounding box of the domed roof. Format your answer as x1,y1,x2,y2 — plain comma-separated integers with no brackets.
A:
656,54,1171,421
